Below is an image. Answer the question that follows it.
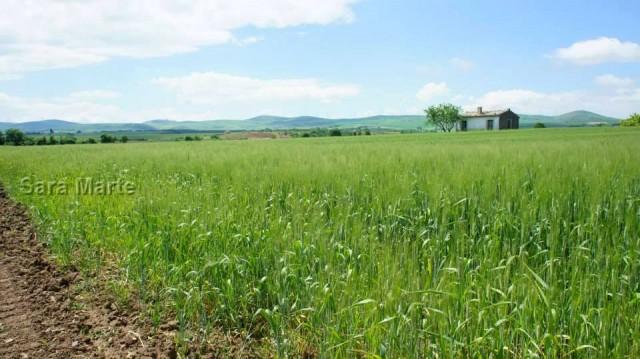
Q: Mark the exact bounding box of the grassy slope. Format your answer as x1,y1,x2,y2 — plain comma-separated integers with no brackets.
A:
520,110,620,127
1,111,620,133
144,116,428,131
0,119,156,133
0,127,639,357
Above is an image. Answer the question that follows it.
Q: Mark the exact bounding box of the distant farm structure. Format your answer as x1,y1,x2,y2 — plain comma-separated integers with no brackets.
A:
458,107,520,131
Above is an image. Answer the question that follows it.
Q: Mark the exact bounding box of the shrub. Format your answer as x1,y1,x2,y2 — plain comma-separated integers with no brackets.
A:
36,136,47,145
5,128,25,146
0,130,4,145
533,122,546,128
121,136,129,143
100,134,117,143
329,129,342,137
60,136,77,145
621,113,640,127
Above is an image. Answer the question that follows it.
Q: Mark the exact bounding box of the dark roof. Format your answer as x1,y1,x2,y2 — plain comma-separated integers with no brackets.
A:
461,108,512,118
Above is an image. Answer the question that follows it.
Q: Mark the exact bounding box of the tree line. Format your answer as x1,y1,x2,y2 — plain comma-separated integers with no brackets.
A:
621,113,640,127
0,129,129,146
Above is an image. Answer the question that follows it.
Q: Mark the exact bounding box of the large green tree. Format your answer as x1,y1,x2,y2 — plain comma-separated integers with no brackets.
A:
425,103,461,132
620,113,640,127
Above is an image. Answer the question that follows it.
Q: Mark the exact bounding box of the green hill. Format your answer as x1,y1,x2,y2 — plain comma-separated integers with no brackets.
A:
0,119,155,133
519,111,619,128
0,111,620,134
144,115,425,131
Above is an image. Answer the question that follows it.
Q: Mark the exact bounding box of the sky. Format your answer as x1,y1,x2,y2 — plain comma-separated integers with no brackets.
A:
0,0,638,123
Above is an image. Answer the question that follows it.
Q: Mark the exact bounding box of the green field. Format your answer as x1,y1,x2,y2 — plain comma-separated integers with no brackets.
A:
1,127,639,357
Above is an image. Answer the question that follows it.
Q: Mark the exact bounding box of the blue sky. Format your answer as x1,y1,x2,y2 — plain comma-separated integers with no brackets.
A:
0,0,638,122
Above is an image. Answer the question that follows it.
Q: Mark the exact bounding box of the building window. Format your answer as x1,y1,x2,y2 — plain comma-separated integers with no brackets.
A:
487,119,494,130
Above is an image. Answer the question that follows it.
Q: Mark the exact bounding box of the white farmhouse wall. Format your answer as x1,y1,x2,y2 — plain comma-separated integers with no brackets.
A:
465,117,497,130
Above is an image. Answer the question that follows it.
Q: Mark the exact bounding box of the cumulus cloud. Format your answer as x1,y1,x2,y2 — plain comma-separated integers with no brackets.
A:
468,89,571,113
468,87,639,117
0,0,358,77
232,36,264,47
0,90,229,123
68,90,121,101
0,69,362,122
450,57,474,71
552,37,640,65
595,74,635,88
416,82,450,102
152,72,360,104
0,91,125,123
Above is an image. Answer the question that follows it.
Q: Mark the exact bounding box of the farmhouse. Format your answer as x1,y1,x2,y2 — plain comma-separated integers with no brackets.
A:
458,107,519,131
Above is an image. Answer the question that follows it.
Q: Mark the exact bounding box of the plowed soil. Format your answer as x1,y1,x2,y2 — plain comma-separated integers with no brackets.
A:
0,188,178,358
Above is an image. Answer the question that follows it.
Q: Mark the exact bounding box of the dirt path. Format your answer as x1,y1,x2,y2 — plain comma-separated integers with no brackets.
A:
0,188,177,358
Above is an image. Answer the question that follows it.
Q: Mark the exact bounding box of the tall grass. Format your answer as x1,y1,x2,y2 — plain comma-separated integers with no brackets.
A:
1,127,639,356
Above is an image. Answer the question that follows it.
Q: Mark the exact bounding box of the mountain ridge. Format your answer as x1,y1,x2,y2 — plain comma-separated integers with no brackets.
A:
0,111,620,133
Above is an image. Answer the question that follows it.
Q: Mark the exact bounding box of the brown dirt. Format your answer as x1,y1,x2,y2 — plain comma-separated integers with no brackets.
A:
0,187,179,358
221,132,287,140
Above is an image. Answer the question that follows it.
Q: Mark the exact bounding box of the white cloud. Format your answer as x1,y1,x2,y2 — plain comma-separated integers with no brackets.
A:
0,90,225,123
0,91,125,123
0,69,363,122
152,71,360,104
468,89,566,113
450,57,474,71
552,37,640,65
416,82,450,102
0,45,109,76
68,90,121,101
232,36,264,47
468,87,639,117
0,0,358,77
595,74,635,88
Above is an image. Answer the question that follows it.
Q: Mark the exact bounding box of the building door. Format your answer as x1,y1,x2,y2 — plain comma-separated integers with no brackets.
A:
461,120,467,131
487,119,494,130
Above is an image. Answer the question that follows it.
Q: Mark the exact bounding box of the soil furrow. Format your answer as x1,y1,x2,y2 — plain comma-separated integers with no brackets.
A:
0,188,178,358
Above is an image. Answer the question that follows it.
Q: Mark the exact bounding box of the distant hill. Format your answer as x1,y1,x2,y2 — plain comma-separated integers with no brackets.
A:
0,119,155,133
143,115,426,131
0,111,620,134
519,111,620,128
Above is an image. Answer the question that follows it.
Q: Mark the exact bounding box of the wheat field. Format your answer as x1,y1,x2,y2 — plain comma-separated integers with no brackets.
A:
1,127,639,357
